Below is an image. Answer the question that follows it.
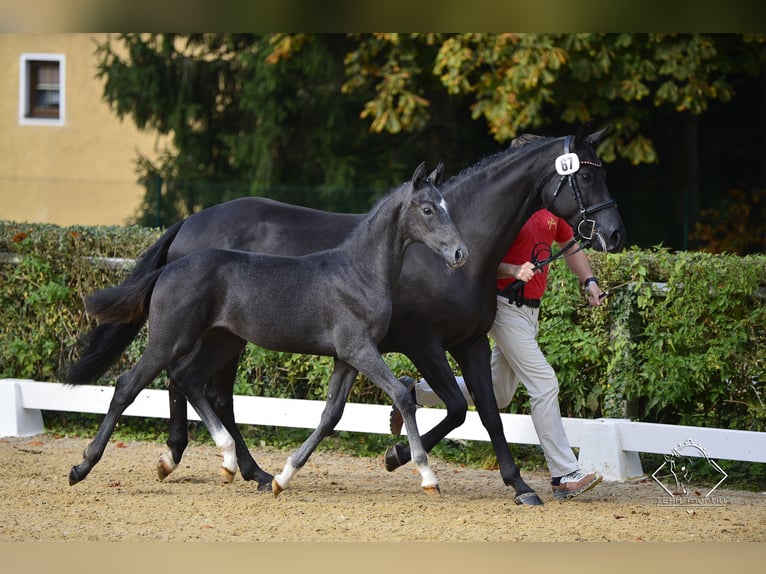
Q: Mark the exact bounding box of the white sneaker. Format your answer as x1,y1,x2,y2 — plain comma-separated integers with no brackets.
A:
551,470,603,500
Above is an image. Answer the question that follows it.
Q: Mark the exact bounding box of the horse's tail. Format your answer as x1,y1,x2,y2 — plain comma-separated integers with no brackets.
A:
124,218,185,286
84,268,163,325
66,269,164,385
65,220,184,385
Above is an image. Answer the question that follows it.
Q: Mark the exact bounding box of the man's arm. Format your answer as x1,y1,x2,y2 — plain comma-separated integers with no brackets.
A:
561,243,605,307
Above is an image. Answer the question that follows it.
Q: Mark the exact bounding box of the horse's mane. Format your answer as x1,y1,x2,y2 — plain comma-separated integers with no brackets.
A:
340,179,410,246
445,133,552,186
345,132,553,242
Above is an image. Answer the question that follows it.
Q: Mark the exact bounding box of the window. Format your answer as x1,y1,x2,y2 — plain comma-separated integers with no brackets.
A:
19,53,65,126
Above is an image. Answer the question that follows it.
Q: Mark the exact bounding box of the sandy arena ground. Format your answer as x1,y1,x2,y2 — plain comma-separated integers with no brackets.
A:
1,434,764,543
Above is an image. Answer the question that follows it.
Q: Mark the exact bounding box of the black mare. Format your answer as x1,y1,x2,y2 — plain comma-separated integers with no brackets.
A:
67,122,625,504
67,163,467,495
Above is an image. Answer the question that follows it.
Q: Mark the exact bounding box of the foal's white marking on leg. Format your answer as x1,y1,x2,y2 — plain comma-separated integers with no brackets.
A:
209,426,237,481
418,464,439,491
273,455,299,491
157,450,178,480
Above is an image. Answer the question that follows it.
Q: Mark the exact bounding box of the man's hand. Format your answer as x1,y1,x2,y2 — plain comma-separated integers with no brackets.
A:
586,281,605,307
497,261,537,282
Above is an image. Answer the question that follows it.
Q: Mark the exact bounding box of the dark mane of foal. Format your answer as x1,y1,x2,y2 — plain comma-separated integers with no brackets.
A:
338,181,410,246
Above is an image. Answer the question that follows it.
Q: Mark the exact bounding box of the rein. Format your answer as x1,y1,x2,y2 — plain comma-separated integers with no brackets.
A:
498,235,588,298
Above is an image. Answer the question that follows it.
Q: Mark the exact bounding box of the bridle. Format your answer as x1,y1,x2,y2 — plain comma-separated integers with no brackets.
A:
551,134,617,244
501,134,618,297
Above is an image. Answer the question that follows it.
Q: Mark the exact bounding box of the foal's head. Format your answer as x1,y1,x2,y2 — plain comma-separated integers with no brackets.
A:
403,162,468,269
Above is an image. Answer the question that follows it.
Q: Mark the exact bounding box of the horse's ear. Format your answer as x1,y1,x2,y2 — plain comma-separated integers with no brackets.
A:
427,161,445,186
585,125,609,147
411,161,427,187
575,119,608,148
574,119,596,144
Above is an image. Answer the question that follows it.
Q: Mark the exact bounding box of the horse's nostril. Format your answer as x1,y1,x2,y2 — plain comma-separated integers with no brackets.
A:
610,230,624,251
455,248,465,262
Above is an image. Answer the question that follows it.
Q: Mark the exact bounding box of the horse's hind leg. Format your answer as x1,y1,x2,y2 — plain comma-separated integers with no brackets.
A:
208,354,274,490
167,334,260,484
69,362,161,485
183,392,239,483
272,361,358,496
159,353,274,489
158,384,189,480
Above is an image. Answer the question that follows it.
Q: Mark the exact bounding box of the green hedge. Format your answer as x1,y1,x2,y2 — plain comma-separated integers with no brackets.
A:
540,247,766,432
2,221,764,432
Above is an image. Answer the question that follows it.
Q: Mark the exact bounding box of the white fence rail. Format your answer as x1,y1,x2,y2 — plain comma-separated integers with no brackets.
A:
2,378,765,481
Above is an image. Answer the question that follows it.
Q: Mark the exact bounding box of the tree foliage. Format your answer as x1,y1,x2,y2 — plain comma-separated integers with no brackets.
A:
95,33,495,224
337,33,766,164
95,33,766,251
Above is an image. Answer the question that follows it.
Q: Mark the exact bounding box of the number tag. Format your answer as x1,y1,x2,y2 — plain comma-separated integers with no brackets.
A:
555,153,580,176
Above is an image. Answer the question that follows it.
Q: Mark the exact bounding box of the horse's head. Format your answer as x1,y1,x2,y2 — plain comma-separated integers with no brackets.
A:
540,121,625,253
406,161,468,269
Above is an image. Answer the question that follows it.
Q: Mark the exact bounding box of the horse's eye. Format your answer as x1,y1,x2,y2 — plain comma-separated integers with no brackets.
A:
580,171,591,182
423,207,433,215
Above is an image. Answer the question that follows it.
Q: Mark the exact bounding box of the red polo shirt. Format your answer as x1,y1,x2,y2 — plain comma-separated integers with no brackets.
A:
496,209,574,300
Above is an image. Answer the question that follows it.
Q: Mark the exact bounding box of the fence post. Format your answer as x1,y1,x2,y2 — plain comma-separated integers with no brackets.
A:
0,379,45,437
577,418,644,481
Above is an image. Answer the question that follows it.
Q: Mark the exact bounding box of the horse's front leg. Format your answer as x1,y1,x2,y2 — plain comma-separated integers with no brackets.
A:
272,361,358,496
452,337,543,505
358,351,440,495
384,346,469,471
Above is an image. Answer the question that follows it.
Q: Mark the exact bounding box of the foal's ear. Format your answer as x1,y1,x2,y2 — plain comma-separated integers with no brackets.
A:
427,161,445,187
411,161,428,188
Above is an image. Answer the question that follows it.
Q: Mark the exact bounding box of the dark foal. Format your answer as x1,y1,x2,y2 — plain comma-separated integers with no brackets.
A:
67,163,467,495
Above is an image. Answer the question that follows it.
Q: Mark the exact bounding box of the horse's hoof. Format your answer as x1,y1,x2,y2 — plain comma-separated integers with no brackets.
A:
514,491,544,506
423,484,441,496
384,444,403,472
157,453,177,481
221,466,236,484
257,480,273,492
68,466,83,486
272,478,285,497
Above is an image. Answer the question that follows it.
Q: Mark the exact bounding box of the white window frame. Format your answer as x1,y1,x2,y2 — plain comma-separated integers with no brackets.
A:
19,53,66,127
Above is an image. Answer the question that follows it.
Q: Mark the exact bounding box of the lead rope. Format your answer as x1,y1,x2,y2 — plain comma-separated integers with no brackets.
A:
497,235,591,299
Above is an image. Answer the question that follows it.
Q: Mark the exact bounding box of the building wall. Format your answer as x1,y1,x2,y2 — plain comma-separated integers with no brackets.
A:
0,34,170,226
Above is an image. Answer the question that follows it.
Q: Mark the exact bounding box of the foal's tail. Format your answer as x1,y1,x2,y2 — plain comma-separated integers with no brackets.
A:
65,220,184,385
84,268,163,325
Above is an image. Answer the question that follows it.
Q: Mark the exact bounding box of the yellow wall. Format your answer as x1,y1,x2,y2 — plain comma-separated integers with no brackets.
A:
0,34,170,226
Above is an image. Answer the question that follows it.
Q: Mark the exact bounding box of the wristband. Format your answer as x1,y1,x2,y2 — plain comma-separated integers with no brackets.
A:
583,276,599,289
